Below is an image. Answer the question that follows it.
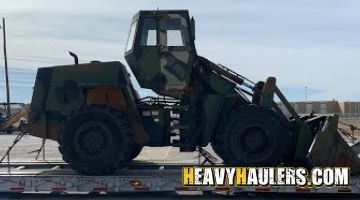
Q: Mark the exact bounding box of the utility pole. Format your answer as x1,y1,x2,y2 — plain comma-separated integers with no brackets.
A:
305,86,308,102
1,17,11,117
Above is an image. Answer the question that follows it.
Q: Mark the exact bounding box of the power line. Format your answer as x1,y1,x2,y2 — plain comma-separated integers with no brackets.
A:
11,57,66,63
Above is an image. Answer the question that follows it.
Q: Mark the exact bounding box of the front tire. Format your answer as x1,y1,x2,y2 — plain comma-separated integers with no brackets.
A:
211,105,290,166
59,104,132,175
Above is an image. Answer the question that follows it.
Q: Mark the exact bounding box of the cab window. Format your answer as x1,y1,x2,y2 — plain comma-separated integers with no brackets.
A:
140,18,157,46
125,21,137,51
165,18,185,46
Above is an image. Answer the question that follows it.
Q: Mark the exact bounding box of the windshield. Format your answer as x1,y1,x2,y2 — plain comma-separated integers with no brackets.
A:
125,21,137,52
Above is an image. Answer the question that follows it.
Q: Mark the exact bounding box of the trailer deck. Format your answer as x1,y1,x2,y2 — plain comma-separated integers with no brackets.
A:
1,162,360,195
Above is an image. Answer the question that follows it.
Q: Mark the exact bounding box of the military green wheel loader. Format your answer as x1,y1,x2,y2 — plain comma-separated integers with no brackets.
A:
26,10,360,175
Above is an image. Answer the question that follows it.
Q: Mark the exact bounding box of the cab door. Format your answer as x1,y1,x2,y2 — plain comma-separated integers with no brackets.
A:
158,13,196,97
125,13,161,91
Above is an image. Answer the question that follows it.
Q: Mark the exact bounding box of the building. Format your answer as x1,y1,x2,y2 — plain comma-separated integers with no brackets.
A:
339,102,360,119
277,101,359,119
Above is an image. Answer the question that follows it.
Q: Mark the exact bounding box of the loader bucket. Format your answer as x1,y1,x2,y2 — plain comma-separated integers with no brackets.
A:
307,115,360,174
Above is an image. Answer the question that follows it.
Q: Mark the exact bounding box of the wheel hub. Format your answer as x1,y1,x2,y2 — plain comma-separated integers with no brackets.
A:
238,126,269,154
82,130,105,151
74,121,111,158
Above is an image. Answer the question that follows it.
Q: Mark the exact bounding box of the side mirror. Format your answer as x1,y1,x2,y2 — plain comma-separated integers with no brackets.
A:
190,17,196,41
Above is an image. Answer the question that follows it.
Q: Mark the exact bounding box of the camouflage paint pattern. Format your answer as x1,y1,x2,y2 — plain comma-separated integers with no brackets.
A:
125,10,196,98
28,61,148,144
25,9,360,173
28,9,237,150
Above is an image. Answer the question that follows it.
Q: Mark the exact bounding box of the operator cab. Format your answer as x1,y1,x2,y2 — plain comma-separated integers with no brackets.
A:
124,10,196,98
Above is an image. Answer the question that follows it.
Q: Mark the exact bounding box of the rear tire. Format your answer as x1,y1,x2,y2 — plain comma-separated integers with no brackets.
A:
59,104,132,175
211,105,290,166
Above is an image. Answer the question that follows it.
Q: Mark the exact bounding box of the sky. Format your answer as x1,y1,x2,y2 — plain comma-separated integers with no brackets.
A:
0,0,359,103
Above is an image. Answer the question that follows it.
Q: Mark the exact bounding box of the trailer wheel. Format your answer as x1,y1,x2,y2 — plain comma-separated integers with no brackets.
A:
59,104,132,175
211,105,290,166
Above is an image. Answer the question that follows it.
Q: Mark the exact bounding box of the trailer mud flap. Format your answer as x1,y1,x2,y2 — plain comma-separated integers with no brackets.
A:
307,115,360,174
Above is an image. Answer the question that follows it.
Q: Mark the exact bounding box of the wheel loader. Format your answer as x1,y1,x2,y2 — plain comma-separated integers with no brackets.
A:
26,10,360,175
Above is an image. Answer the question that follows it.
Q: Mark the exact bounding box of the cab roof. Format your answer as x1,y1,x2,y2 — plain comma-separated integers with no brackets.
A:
132,10,190,20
